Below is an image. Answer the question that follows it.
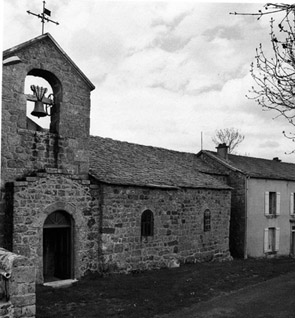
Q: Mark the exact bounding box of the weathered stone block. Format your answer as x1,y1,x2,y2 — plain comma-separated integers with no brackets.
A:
114,244,123,253
10,294,35,307
21,304,36,317
11,267,35,285
101,228,115,234
14,181,28,187
25,177,37,182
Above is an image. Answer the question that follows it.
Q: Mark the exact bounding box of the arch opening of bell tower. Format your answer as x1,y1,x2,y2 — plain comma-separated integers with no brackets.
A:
25,68,63,133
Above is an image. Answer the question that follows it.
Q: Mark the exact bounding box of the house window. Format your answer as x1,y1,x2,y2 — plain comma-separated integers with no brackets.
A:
264,227,280,253
141,210,154,238
269,192,276,215
291,225,295,256
204,210,211,232
290,193,295,215
265,192,280,216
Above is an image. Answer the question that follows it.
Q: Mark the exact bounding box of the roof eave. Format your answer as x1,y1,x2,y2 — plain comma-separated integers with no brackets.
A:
248,175,295,182
89,172,231,190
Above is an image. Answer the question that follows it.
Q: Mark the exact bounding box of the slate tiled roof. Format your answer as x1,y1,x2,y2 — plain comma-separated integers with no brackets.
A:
203,150,295,181
89,136,229,189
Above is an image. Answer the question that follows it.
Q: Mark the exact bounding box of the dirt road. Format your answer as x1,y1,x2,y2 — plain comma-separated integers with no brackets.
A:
155,271,295,318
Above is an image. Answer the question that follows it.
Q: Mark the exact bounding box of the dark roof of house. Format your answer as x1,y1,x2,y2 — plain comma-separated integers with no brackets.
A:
89,136,230,189
3,33,95,91
201,150,295,181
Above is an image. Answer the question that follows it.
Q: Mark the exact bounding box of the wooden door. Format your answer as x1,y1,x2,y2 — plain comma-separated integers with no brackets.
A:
43,211,72,281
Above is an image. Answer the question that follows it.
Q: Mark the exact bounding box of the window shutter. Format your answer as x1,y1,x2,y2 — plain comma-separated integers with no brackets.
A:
264,228,269,253
276,192,280,215
275,227,280,251
264,192,269,216
291,193,294,215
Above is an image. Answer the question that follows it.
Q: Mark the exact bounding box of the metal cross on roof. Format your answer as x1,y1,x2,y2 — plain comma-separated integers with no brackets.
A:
27,1,59,35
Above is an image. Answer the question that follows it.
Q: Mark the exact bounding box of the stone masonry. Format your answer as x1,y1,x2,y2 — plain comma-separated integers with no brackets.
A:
0,249,35,318
99,184,231,272
11,170,100,283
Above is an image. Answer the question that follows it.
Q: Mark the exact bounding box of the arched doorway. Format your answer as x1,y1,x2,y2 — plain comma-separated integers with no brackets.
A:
43,211,73,282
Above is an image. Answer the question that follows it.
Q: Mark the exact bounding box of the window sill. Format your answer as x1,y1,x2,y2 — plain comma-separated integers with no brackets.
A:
265,251,278,255
141,236,153,243
265,215,279,219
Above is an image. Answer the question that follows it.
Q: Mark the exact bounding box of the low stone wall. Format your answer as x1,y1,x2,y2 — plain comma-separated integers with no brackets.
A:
0,249,35,318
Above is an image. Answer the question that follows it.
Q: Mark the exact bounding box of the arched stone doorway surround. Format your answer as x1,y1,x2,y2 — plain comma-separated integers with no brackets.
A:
39,201,84,283
12,174,100,284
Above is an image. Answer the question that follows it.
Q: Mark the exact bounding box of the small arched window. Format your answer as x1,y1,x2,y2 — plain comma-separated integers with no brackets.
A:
204,209,211,232
141,210,154,238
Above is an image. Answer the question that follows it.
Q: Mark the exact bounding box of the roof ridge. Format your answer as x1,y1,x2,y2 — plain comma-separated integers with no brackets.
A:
202,150,295,181
204,149,295,166
90,135,200,157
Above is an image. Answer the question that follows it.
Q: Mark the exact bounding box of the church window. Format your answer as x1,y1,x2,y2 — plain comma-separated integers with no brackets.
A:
204,209,211,232
141,210,154,238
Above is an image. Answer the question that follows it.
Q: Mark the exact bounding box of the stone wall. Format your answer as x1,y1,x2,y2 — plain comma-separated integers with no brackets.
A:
12,170,100,283
1,129,89,186
99,184,231,273
7,169,232,279
199,153,246,258
0,249,35,318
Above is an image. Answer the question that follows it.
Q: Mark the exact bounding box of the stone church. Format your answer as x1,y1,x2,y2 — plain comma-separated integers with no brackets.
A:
1,33,231,284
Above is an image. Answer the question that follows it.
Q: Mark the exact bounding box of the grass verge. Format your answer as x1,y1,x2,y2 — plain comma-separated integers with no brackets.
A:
37,257,295,317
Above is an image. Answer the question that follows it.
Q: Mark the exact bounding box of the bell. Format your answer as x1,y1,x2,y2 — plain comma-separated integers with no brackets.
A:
31,100,47,118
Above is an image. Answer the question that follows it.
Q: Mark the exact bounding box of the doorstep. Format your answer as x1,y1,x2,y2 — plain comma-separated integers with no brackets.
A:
43,279,78,288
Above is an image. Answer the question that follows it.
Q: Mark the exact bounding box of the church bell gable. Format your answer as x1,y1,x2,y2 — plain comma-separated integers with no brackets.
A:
2,33,95,180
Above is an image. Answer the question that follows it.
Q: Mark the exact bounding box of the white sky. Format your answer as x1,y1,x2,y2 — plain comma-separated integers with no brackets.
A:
2,0,295,162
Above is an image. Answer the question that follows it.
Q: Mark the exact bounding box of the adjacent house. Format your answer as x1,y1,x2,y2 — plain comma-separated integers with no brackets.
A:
1,33,232,284
198,144,295,259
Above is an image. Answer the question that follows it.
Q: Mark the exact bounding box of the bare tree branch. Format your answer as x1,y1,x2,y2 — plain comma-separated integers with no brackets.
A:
232,3,295,150
212,128,245,153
